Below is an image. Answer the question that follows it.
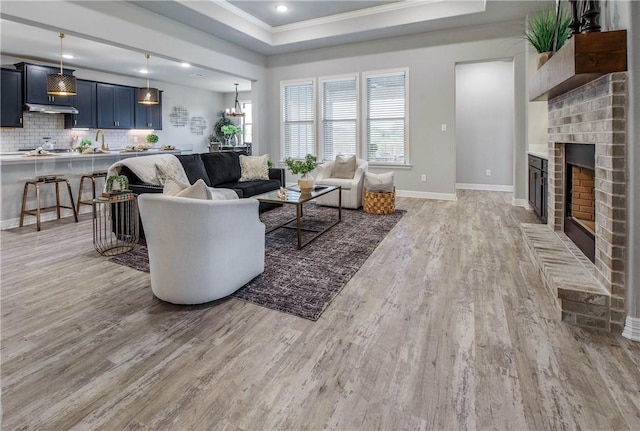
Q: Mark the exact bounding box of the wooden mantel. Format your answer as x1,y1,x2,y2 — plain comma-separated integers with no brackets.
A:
529,30,627,101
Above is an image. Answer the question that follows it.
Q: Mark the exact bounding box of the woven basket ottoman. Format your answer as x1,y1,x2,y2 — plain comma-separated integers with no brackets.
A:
363,187,396,214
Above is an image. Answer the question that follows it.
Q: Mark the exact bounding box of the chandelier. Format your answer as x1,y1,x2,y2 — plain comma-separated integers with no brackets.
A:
225,83,244,117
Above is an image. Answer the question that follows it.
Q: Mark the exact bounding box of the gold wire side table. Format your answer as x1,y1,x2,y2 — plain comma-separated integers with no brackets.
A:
93,193,139,256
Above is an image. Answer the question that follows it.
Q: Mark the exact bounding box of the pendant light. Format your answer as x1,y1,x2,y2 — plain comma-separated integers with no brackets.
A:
47,33,77,96
138,53,160,105
225,83,244,117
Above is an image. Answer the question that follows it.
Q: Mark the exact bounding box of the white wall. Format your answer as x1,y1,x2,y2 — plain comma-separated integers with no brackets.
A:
264,21,529,199
455,61,514,189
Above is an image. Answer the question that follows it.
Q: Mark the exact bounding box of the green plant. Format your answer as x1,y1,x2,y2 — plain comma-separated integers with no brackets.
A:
106,175,129,192
75,138,92,152
525,8,571,53
284,154,318,175
146,133,159,144
267,159,274,168
213,111,233,141
221,124,242,136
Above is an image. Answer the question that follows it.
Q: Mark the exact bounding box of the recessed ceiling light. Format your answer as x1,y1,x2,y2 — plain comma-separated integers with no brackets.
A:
139,69,148,74
276,4,288,13
180,62,191,68
62,54,74,59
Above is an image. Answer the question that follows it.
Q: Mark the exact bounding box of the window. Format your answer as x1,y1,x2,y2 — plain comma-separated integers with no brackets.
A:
364,70,408,164
242,101,252,144
281,79,315,159
320,76,357,161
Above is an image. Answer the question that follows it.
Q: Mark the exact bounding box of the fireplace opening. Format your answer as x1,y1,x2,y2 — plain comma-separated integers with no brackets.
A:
565,143,596,262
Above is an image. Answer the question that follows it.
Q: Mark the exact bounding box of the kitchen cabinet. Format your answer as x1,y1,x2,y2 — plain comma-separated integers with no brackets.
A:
65,79,97,129
97,83,135,129
528,154,548,222
135,92,163,129
1,69,23,127
17,63,73,106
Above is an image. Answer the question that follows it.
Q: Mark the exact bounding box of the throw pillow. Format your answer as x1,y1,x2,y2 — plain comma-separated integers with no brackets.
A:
175,154,212,186
364,171,394,193
239,154,270,182
201,152,242,186
331,154,357,179
163,179,212,200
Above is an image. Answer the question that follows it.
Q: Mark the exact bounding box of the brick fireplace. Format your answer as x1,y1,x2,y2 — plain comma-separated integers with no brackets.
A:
523,72,628,332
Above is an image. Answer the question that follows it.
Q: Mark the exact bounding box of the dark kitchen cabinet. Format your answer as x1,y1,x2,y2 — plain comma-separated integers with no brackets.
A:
528,154,548,223
65,79,97,129
17,63,74,106
1,69,23,127
97,83,135,129
135,92,163,129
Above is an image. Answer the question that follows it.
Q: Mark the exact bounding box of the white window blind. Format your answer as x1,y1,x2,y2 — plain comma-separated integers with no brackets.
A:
282,81,315,159
365,72,406,163
321,77,357,161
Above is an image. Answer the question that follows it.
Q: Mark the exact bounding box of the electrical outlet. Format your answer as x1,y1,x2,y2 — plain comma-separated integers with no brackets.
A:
133,136,138,143
486,169,491,176
441,123,447,132
421,174,427,182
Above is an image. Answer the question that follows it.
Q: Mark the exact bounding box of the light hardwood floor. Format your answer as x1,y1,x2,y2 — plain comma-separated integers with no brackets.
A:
1,191,639,430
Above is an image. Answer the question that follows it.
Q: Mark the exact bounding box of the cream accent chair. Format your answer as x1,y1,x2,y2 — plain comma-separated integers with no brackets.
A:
138,194,265,304
315,158,369,209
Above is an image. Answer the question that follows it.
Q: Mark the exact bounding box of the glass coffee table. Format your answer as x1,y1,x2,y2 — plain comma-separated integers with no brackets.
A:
254,185,341,249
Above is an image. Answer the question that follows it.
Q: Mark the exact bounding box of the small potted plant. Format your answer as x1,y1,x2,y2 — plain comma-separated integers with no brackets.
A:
106,175,129,193
284,154,318,193
221,124,242,146
75,138,93,153
525,7,571,68
146,133,159,146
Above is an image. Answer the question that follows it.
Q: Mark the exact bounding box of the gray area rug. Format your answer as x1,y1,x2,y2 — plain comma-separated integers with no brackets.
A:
109,204,404,320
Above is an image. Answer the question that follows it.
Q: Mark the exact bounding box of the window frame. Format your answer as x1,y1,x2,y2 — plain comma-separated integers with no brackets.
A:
361,68,410,166
280,78,316,160
240,100,252,145
318,73,359,162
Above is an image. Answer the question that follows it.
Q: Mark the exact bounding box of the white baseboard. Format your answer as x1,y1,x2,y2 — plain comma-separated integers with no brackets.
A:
456,183,514,192
396,190,457,201
512,198,531,209
622,316,640,342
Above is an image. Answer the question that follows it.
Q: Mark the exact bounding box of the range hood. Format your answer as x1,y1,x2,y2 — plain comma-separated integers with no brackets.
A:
26,103,78,114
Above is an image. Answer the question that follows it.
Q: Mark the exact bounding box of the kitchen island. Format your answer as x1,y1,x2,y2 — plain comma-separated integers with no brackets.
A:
0,149,182,229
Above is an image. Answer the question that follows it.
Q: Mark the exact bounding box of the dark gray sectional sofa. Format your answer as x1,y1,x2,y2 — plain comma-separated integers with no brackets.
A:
119,151,285,237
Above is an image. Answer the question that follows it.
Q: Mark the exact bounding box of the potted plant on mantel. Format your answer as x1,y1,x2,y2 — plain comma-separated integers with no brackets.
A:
525,7,571,68
284,154,318,194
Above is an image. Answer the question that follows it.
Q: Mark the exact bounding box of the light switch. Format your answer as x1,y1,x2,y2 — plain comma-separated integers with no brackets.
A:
441,123,447,132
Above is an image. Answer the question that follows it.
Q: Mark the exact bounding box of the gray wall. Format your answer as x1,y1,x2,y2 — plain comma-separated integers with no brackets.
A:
455,61,514,188
263,21,529,199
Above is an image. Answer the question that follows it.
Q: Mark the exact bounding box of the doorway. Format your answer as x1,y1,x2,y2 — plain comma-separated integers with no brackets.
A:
455,60,515,191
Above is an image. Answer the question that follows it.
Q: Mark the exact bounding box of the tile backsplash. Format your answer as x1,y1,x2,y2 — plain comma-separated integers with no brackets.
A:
0,112,138,152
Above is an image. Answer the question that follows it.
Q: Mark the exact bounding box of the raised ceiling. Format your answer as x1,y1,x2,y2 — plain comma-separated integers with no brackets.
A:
0,1,549,92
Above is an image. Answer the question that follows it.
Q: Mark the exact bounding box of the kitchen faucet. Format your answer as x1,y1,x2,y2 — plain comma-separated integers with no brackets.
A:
95,129,108,151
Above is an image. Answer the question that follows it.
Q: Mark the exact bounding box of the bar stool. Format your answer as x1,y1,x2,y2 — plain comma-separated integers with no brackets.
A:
77,171,108,213
20,176,79,231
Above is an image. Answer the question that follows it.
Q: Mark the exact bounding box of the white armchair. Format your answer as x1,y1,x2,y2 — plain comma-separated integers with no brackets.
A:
138,194,265,304
315,158,369,209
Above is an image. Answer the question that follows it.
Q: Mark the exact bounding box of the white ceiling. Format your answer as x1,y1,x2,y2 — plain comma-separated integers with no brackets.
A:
0,1,548,93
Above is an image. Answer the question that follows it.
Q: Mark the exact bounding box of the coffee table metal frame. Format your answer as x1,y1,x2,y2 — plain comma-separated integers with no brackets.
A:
255,185,341,249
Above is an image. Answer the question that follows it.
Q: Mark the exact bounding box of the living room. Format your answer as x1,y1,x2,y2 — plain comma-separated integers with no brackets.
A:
1,0,639,428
